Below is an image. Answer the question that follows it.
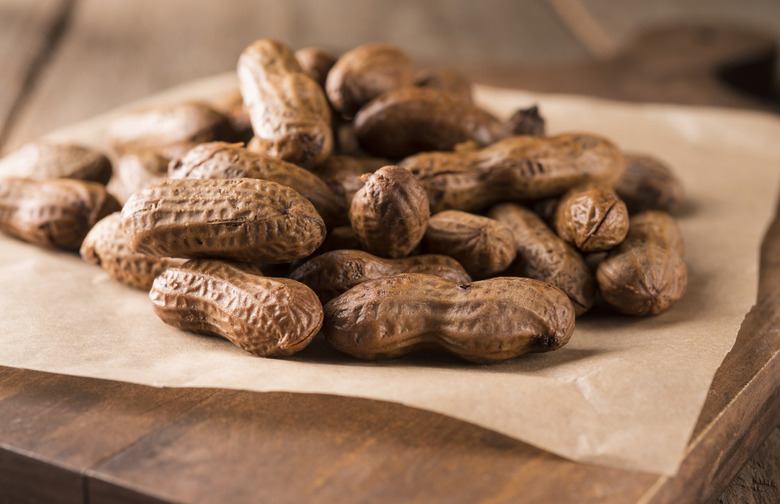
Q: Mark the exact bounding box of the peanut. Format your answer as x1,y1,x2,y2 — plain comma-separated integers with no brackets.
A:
401,133,626,213
617,153,685,214
121,178,326,263
109,151,169,204
168,142,343,228
80,212,184,290
311,154,377,208
290,249,471,302
422,210,516,278
238,38,333,168
349,165,430,258
414,67,473,103
596,211,687,315
0,177,121,250
353,87,505,159
502,105,546,137
553,183,629,252
150,259,323,357
107,101,233,158
326,43,416,119
295,47,337,89
0,140,112,185
489,203,595,315
324,273,575,363
212,89,253,144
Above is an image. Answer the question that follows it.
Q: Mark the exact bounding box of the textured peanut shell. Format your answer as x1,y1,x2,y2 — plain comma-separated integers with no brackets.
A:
326,43,416,119
168,142,343,228
150,259,323,357
109,151,169,204
349,166,430,258
423,210,516,279
401,133,626,213
290,249,471,302
596,211,687,315
489,203,595,315
121,178,326,263
238,39,333,168
80,213,184,290
312,154,377,208
414,67,473,103
107,101,232,156
295,47,337,88
617,153,685,214
353,87,505,160
324,273,575,363
0,177,121,251
0,140,112,185
553,183,629,252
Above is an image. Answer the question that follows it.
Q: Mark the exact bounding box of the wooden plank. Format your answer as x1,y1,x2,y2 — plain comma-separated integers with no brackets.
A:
0,0,71,148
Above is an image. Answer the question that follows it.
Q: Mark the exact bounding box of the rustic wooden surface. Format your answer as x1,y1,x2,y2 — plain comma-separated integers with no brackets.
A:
0,1,778,503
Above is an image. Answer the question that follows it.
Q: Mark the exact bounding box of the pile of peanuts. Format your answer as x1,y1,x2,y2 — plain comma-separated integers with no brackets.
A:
0,39,687,364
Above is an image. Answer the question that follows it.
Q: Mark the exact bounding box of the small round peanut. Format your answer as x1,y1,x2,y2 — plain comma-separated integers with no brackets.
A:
151,259,323,357
290,249,471,302
422,210,516,279
596,211,686,315
324,273,575,363
553,183,629,253
349,165,430,258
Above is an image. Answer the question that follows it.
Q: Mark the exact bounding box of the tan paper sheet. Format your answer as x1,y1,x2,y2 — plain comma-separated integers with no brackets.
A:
2,73,779,476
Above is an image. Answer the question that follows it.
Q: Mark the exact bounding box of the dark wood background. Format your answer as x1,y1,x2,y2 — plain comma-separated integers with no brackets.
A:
0,1,778,502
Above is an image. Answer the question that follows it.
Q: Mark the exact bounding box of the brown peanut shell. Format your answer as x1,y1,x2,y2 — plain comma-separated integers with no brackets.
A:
326,43,416,119
423,210,516,279
414,67,473,103
290,249,471,302
402,133,626,213
295,47,337,88
312,154,378,209
353,87,505,159
489,203,595,315
238,38,333,168
169,142,343,228
80,213,184,290
617,153,685,214
0,140,112,185
109,151,169,204
324,273,575,363
121,178,326,263
553,183,629,252
349,165,430,258
150,259,322,357
596,211,687,315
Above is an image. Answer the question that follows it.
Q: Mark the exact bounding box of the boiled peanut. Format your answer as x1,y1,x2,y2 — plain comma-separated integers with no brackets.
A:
0,177,120,250
121,178,326,263
354,87,505,159
312,154,377,208
290,249,471,302
0,140,112,185
168,142,343,228
349,165,430,258
109,151,169,204
422,210,516,278
617,153,685,214
107,101,233,157
150,259,322,357
238,38,333,168
489,203,595,315
80,212,184,290
596,211,687,315
295,47,337,88
401,133,626,213
324,273,575,363
553,183,629,252
326,43,416,119
414,67,473,103
502,105,546,137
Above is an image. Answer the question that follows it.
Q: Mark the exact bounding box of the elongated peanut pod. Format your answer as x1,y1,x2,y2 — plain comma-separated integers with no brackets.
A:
151,260,322,357
290,249,471,302
324,273,575,363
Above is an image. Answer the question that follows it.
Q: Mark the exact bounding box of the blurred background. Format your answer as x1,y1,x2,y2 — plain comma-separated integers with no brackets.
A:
1,0,779,155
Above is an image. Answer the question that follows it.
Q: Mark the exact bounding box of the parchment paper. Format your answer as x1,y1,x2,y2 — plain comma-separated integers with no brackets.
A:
2,73,780,476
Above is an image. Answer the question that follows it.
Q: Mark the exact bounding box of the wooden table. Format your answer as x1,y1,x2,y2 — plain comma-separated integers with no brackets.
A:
1,2,779,502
